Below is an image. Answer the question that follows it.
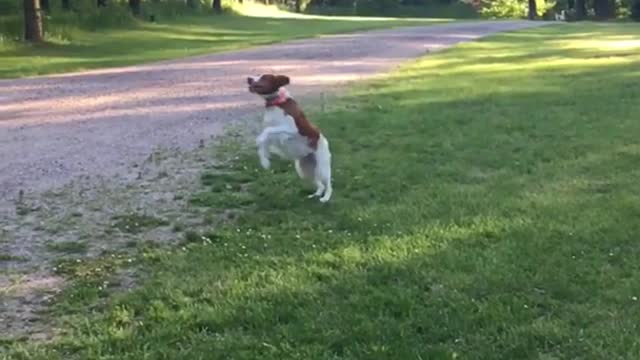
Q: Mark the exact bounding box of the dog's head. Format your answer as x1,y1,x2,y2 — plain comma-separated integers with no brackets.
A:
247,74,290,97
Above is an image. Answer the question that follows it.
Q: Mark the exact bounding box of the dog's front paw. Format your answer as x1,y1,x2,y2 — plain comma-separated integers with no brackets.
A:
259,157,271,169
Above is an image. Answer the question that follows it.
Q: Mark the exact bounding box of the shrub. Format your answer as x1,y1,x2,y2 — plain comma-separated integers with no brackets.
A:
480,0,554,18
480,0,525,18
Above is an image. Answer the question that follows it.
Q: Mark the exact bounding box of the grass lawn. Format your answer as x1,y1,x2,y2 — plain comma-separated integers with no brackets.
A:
6,22,640,359
0,10,447,79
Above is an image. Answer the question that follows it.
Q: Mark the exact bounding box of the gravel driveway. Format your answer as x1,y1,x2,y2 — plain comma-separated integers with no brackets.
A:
0,21,547,206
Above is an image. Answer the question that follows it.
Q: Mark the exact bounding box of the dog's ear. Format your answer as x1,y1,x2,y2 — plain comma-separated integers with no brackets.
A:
274,75,290,88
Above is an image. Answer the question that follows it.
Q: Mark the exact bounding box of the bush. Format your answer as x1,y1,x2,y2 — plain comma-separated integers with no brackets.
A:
480,0,525,17
480,0,554,18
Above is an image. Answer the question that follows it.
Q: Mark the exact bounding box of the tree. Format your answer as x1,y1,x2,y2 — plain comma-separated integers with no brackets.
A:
129,0,141,15
62,0,70,10
213,0,222,12
23,0,44,42
527,0,537,19
41,0,49,12
295,0,302,12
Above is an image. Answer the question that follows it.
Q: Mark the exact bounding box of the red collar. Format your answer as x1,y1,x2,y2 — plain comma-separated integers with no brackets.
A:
265,89,288,107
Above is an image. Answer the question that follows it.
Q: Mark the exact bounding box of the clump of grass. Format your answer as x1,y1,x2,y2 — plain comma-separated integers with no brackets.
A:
0,253,28,262
112,213,168,233
46,240,88,254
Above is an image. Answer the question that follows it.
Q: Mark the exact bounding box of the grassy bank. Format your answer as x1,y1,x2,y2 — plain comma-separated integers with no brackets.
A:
6,22,640,359
0,6,448,79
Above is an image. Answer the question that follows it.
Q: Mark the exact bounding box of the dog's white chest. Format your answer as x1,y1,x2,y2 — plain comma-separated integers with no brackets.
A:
263,107,295,129
261,107,311,160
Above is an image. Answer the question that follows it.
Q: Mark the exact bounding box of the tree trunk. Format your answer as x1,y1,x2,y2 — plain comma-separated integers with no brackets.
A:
575,0,586,19
212,0,222,12
527,0,537,19
295,0,302,12
129,0,141,15
23,0,44,42
593,0,612,18
62,0,70,10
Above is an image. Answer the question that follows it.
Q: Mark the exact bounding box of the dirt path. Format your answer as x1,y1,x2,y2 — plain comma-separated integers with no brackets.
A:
0,21,550,340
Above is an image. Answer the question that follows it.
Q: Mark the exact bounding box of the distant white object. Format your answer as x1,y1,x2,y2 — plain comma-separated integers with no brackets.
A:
555,10,566,21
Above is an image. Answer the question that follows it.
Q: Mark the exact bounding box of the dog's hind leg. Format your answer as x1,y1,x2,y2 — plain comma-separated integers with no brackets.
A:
319,175,332,203
308,180,325,198
296,154,325,198
315,140,332,203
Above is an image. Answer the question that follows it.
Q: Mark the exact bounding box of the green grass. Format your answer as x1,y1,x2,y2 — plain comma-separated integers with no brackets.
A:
112,213,169,234
46,240,89,254
6,22,640,359
0,11,447,79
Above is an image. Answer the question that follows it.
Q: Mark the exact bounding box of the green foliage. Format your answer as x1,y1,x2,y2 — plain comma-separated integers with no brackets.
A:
537,0,556,15
480,0,525,17
480,0,553,18
0,0,19,13
70,0,135,30
0,15,22,41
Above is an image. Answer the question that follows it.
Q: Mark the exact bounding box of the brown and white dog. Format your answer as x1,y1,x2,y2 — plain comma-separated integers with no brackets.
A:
247,74,332,203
